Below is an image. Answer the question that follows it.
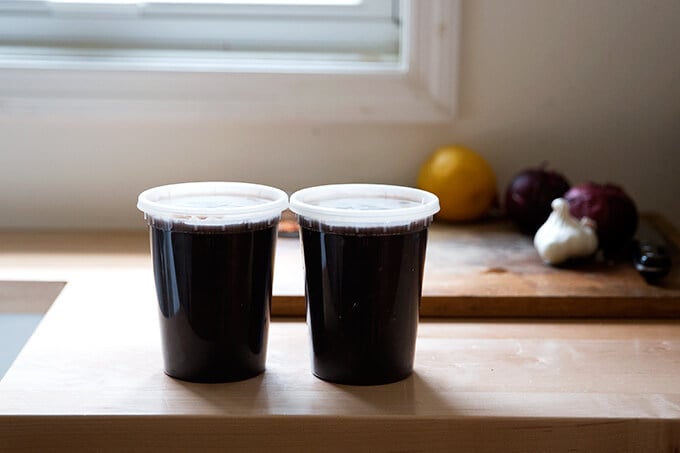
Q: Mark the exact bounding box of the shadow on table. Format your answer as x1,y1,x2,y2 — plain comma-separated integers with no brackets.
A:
168,373,272,414
165,369,457,417
325,371,458,416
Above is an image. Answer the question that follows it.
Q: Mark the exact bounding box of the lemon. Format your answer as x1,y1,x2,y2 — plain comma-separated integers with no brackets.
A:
417,145,497,221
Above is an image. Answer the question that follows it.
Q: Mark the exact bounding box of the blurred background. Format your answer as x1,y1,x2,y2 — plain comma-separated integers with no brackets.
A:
0,0,678,230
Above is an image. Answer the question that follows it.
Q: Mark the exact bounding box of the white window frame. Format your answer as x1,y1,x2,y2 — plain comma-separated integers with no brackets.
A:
0,0,460,123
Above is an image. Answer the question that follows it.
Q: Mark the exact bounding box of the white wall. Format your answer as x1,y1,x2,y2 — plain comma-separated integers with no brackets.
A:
1,0,679,230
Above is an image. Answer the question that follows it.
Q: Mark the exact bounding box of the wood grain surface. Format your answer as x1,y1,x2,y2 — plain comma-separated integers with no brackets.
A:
1,216,678,318
1,227,679,451
1,304,679,451
275,216,680,317
1,308,680,453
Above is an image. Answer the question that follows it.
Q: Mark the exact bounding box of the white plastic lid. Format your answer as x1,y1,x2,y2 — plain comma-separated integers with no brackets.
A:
137,182,288,226
289,184,439,227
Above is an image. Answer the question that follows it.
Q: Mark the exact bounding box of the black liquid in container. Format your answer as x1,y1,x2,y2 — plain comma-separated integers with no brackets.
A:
137,182,288,383
290,184,439,385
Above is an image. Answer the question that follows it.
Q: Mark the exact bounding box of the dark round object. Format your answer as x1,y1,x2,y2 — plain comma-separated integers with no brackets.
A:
505,167,571,235
565,182,638,252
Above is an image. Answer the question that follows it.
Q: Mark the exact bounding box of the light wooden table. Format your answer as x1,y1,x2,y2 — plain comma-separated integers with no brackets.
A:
0,231,679,452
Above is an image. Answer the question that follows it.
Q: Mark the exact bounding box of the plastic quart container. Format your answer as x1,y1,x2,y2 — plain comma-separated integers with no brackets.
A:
289,184,439,385
137,182,288,383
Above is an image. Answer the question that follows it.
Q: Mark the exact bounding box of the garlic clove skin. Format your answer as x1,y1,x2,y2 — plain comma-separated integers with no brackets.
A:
533,198,599,265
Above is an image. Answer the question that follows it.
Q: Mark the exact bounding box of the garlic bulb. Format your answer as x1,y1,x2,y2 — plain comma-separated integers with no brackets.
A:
533,198,598,265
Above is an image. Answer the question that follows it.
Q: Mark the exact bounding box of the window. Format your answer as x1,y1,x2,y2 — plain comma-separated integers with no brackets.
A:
0,0,460,122
0,0,401,70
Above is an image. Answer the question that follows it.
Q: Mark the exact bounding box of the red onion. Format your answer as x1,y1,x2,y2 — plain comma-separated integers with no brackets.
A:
564,182,638,252
505,167,571,234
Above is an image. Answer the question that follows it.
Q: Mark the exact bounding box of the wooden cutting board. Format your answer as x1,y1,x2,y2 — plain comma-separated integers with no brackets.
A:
272,214,680,318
